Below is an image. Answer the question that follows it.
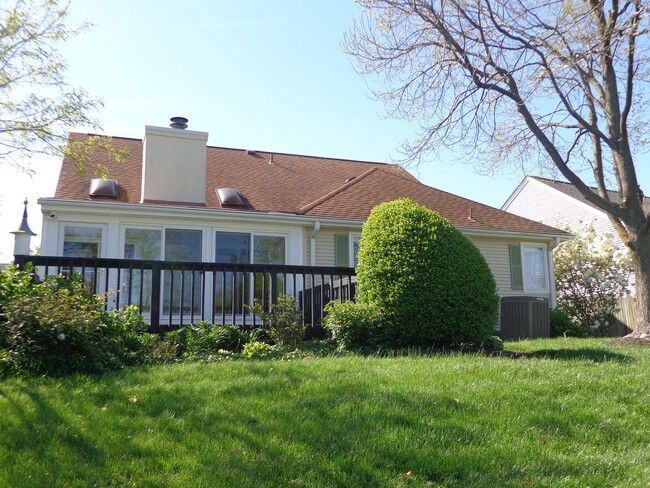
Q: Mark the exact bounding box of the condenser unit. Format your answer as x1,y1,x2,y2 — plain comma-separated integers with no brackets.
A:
499,296,550,340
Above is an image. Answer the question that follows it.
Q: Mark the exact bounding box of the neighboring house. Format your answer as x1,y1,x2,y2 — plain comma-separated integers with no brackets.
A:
502,175,645,292
36,118,569,333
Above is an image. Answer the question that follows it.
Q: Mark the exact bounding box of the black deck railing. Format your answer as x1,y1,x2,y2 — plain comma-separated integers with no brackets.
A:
13,255,356,334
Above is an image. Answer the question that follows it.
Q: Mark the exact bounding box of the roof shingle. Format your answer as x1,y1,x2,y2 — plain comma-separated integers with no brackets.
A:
53,133,566,236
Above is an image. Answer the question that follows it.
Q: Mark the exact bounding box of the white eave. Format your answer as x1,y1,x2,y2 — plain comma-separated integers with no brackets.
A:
39,197,571,240
37,198,365,228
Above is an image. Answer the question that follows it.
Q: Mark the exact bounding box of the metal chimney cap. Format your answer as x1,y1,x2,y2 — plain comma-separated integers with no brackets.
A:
170,116,188,129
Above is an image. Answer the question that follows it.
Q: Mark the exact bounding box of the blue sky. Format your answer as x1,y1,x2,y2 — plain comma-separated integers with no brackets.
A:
0,0,541,261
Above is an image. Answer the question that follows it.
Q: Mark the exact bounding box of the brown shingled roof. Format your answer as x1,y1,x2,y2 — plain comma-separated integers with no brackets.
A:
301,167,564,234
54,133,566,236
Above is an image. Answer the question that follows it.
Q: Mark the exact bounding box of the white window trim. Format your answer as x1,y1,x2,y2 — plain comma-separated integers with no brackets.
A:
521,242,549,293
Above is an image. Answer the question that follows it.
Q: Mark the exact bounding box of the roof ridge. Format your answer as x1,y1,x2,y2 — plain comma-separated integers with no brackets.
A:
70,131,406,167
69,132,143,143
299,167,380,214
533,175,617,195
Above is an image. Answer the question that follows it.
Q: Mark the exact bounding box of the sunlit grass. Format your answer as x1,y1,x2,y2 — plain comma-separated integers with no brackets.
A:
1,338,649,487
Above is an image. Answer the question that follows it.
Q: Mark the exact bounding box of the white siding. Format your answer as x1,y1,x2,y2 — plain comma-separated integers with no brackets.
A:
505,178,618,243
312,227,366,267
315,229,336,266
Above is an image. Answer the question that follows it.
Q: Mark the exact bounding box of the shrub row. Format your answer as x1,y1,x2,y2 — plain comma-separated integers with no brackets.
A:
0,265,154,376
0,267,310,376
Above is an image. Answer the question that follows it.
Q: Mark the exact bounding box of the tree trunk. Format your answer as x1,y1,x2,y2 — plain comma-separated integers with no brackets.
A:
627,233,650,339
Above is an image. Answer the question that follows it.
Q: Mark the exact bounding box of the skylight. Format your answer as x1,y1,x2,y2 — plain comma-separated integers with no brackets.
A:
216,188,245,207
89,178,118,198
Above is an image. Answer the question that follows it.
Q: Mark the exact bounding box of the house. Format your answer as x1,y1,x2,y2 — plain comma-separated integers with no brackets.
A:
502,175,645,292
35,118,570,335
501,175,649,241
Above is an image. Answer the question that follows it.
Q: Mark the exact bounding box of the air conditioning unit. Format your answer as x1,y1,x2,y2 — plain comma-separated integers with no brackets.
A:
499,296,550,340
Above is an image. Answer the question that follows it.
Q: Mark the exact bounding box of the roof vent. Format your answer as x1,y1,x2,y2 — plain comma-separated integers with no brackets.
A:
90,178,118,198
216,187,245,207
170,116,188,130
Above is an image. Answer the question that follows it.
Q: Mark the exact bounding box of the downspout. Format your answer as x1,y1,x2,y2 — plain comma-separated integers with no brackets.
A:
310,221,320,266
547,237,561,309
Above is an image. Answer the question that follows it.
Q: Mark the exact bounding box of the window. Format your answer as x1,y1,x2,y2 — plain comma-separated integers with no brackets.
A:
215,232,250,264
522,245,547,291
351,234,361,268
122,227,203,317
63,225,102,258
164,229,202,316
123,229,162,312
509,244,548,292
334,233,361,268
124,229,161,260
62,225,104,289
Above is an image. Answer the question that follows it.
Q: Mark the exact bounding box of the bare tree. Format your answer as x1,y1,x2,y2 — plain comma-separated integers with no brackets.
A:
345,0,650,339
0,0,129,174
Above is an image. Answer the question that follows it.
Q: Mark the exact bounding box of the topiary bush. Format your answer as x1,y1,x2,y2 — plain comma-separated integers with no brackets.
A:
355,198,499,348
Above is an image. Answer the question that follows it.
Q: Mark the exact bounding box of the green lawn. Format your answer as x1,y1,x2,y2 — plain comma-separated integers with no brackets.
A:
1,338,648,487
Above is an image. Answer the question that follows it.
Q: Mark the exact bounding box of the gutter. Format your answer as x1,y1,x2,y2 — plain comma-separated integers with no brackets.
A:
310,221,321,266
456,226,572,242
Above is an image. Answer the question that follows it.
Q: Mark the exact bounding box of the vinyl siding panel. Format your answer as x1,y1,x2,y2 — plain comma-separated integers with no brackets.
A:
505,179,615,240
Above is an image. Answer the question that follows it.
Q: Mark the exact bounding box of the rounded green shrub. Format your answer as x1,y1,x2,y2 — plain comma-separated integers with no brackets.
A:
356,198,499,348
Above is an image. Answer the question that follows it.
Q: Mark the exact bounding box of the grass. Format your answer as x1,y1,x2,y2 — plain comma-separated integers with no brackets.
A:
1,338,649,487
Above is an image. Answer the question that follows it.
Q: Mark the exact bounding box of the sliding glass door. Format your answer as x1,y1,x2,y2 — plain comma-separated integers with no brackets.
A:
213,232,286,318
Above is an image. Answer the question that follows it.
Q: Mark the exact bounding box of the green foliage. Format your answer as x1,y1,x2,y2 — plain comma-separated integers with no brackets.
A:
554,221,632,334
160,323,253,360
247,294,306,348
356,198,499,348
0,263,37,309
242,340,272,359
0,349,12,378
323,300,386,350
550,307,589,338
0,269,151,376
0,0,103,169
479,335,505,353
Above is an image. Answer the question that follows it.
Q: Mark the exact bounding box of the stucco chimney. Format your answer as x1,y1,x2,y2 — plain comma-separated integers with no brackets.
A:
141,117,209,205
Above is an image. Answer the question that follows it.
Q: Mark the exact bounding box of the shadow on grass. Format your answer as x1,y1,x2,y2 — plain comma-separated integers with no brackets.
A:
502,347,633,363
